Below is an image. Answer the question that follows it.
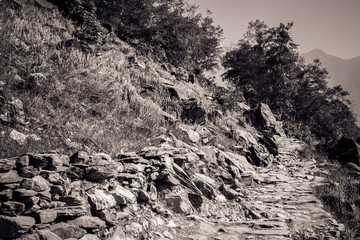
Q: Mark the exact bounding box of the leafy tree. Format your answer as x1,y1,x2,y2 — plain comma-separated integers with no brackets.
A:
222,20,359,150
222,20,300,116
93,0,223,72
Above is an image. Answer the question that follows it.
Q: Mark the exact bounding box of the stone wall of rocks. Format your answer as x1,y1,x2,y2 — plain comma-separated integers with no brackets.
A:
0,133,262,239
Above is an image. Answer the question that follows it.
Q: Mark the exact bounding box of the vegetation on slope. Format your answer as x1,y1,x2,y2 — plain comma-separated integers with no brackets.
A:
0,0,234,159
222,20,359,151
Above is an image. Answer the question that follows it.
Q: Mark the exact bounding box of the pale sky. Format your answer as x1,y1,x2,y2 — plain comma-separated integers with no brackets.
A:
186,0,360,59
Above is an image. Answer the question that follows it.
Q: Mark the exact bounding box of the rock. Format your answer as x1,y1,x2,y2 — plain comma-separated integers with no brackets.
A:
0,158,16,172
245,103,285,136
193,174,217,199
40,170,64,185
165,189,194,215
87,189,117,210
92,209,117,226
22,196,41,214
92,152,112,162
36,230,63,240
123,163,146,173
242,203,262,219
17,155,30,168
34,0,56,9
219,184,239,200
149,183,158,201
172,163,202,196
0,201,25,216
181,98,206,124
0,170,22,184
0,189,13,201
80,234,101,240
32,209,57,223
0,215,35,238
232,129,258,146
111,185,136,205
42,153,68,170
19,166,40,178
49,223,87,239
13,188,38,198
28,154,49,169
329,137,360,165
179,126,201,143
69,216,106,231
247,145,273,167
10,129,28,144
125,222,143,235
20,176,50,192
66,166,85,180
53,205,88,219
85,164,118,181
36,229,63,240
137,189,150,202
70,151,90,165
259,135,279,156
217,150,255,174
216,168,236,185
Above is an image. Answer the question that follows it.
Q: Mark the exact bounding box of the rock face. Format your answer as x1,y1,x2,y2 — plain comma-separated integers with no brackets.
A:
329,137,360,165
0,215,35,238
245,103,285,136
0,133,263,239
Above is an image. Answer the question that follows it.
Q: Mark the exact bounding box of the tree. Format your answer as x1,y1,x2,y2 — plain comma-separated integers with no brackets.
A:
222,20,359,150
93,0,223,72
222,20,300,115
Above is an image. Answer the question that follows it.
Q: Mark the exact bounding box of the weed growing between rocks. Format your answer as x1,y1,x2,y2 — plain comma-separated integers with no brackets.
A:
315,166,360,239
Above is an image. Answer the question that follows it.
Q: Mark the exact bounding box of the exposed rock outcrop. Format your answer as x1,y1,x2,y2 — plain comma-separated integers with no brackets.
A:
245,103,285,136
0,133,262,239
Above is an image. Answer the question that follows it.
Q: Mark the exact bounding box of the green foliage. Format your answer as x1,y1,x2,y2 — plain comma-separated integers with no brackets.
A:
93,0,223,72
222,20,359,150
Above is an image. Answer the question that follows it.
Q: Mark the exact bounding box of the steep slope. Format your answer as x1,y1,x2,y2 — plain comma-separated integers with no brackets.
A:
0,1,351,239
302,49,360,123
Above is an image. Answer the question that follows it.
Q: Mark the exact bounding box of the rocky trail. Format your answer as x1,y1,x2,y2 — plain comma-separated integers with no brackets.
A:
175,136,345,240
0,104,346,240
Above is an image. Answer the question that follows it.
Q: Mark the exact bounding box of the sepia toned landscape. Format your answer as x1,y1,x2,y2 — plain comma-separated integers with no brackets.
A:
0,0,359,239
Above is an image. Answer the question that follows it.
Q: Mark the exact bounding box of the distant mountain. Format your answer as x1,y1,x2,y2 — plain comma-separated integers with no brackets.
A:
302,49,360,124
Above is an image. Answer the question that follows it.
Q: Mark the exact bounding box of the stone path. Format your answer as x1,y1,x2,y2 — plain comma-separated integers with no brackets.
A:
176,136,345,240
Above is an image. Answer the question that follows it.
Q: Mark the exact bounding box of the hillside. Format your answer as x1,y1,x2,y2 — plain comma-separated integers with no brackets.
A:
302,49,360,124
0,1,359,239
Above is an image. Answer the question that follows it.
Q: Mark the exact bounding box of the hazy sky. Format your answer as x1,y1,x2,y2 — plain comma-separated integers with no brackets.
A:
186,0,360,59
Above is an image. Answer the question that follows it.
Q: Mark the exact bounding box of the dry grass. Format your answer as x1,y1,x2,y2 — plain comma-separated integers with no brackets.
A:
315,166,360,239
0,3,181,157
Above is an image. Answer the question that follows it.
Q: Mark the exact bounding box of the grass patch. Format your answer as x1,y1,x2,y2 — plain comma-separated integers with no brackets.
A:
315,165,360,239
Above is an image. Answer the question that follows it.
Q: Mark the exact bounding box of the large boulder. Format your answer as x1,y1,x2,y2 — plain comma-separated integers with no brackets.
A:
247,145,273,167
111,185,136,205
49,223,87,239
259,135,279,156
245,103,285,136
217,150,255,175
20,176,50,192
0,215,36,238
87,189,117,210
329,137,360,165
